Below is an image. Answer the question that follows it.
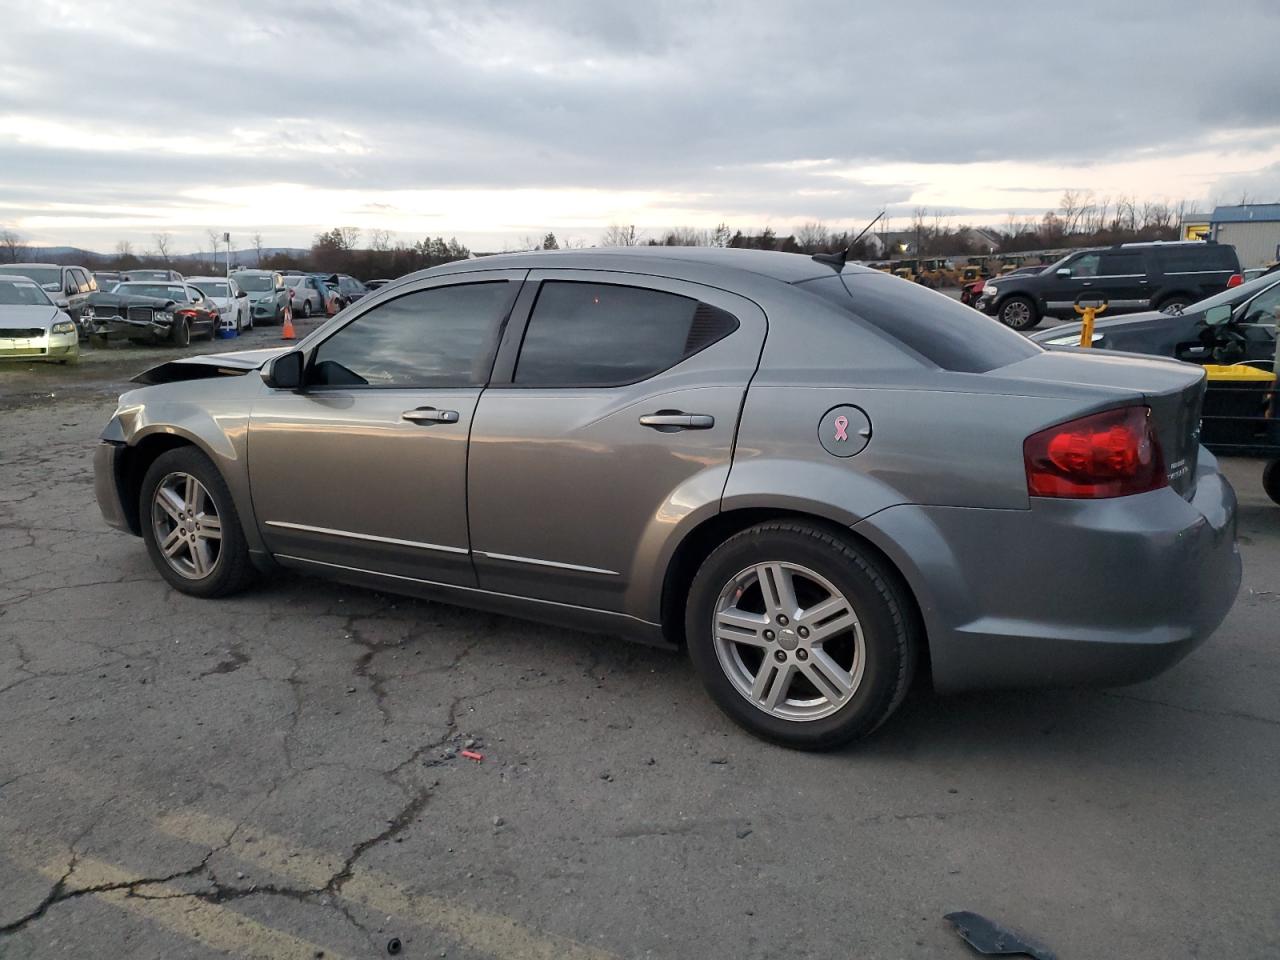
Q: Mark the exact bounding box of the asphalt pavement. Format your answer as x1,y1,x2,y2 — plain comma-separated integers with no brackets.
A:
0,316,1276,959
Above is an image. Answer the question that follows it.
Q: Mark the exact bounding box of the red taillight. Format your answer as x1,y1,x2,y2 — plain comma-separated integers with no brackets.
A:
176,308,197,319
1226,273,1243,288
1024,406,1166,499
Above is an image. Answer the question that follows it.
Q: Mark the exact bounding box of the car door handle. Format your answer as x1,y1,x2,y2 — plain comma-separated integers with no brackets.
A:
402,407,460,424
638,413,715,429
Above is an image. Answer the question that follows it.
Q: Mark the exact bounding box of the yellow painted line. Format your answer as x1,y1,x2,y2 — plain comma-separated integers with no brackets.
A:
7,851,347,960
157,809,617,960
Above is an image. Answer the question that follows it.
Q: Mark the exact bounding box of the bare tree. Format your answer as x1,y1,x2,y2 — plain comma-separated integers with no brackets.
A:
709,222,731,248
794,221,829,253
252,232,265,266
152,232,173,265
0,228,21,263
602,224,641,247
338,226,361,250
115,239,134,260
205,229,222,269
368,228,392,252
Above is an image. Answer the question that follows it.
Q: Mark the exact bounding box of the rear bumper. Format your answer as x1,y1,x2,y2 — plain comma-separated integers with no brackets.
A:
855,450,1241,692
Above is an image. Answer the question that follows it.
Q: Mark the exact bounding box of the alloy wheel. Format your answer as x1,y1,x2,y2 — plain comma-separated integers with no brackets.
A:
713,562,866,721
151,472,222,580
1002,300,1031,327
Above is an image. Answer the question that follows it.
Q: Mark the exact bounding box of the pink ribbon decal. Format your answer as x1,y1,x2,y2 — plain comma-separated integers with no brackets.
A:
833,415,849,441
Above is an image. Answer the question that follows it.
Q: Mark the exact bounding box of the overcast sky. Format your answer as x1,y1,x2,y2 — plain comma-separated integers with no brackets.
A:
2,0,1279,253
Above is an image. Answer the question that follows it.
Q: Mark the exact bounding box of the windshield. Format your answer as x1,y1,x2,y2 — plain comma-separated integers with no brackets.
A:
0,266,61,286
235,274,275,293
803,271,1042,373
191,281,231,298
283,276,305,287
0,278,53,306
117,283,189,301
128,270,172,281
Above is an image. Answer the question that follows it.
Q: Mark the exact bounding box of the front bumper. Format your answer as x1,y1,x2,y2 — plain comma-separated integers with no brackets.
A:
856,450,1241,692
975,293,998,315
94,441,134,533
90,317,173,343
0,330,78,361
250,299,284,322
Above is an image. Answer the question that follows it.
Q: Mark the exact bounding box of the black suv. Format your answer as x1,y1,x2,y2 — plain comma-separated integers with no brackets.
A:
976,241,1242,330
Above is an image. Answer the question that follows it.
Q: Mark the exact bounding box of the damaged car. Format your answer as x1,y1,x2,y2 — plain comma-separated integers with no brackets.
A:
86,280,219,347
94,247,1240,750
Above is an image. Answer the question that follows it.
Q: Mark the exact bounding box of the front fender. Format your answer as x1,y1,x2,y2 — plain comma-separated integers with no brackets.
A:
106,380,265,556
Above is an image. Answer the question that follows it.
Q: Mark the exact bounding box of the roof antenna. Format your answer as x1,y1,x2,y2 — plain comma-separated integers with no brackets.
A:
812,209,886,271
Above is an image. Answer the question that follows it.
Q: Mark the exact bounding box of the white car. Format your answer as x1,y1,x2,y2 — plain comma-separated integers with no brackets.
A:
187,276,251,332
0,274,79,364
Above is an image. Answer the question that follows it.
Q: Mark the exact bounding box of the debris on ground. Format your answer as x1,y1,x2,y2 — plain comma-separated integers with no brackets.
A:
944,911,1056,960
460,750,484,762
386,936,402,955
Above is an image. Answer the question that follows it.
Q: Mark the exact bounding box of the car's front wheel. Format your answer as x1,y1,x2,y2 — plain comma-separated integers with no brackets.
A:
998,295,1039,330
171,318,190,347
685,522,917,750
140,447,254,598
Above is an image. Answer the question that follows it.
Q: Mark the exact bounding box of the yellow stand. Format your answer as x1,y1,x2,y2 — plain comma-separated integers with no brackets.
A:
1074,301,1107,348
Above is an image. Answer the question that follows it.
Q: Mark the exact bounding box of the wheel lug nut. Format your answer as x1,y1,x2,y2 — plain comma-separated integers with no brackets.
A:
777,615,789,626
773,650,786,662
797,626,809,639
796,649,809,661
763,629,775,641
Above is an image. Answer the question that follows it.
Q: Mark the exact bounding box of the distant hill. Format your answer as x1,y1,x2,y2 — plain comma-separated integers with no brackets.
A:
9,245,311,266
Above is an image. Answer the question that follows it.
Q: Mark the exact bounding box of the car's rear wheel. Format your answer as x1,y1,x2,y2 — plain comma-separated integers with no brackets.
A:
140,447,254,598
998,295,1039,330
685,522,917,750
302,299,313,318
171,318,190,347
1159,296,1192,316
1263,459,1280,506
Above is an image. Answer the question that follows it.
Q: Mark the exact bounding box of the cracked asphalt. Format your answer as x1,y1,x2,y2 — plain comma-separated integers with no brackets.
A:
1,334,1278,959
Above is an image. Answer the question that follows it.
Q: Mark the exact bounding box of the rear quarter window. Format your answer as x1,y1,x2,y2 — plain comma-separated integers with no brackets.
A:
1160,245,1238,273
800,272,1041,374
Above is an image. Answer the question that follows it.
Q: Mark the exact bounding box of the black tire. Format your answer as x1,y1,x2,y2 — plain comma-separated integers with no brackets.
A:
998,295,1040,330
171,318,190,347
139,446,254,598
1263,459,1280,506
685,521,918,751
244,308,253,331
302,299,313,318
1159,296,1193,316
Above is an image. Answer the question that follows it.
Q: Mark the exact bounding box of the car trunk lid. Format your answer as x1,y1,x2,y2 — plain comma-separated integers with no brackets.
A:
998,349,1206,499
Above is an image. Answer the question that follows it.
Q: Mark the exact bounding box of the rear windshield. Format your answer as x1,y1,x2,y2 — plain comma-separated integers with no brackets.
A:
801,271,1042,373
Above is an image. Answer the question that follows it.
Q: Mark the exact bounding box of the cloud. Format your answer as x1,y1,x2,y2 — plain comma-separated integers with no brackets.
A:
2,0,1279,250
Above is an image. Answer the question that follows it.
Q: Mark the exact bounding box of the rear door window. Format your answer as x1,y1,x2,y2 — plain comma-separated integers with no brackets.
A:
513,281,739,387
801,272,1041,374
1097,252,1146,277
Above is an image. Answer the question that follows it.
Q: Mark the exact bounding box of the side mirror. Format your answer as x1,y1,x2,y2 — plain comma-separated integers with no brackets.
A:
262,350,304,390
1056,267,1071,277
237,289,248,298
1204,305,1232,327
55,297,70,310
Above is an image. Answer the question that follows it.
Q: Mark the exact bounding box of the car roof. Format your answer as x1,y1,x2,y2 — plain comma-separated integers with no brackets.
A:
428,247,871,285
185,276,229,282
0,274,38,283
231,269,274,275
2,262,61,268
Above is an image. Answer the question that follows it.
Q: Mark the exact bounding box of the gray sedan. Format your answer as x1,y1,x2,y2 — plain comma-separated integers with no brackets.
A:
93,248,1240,749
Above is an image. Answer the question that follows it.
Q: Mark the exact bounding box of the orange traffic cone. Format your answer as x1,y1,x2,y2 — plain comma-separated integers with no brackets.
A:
281,308,296,341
